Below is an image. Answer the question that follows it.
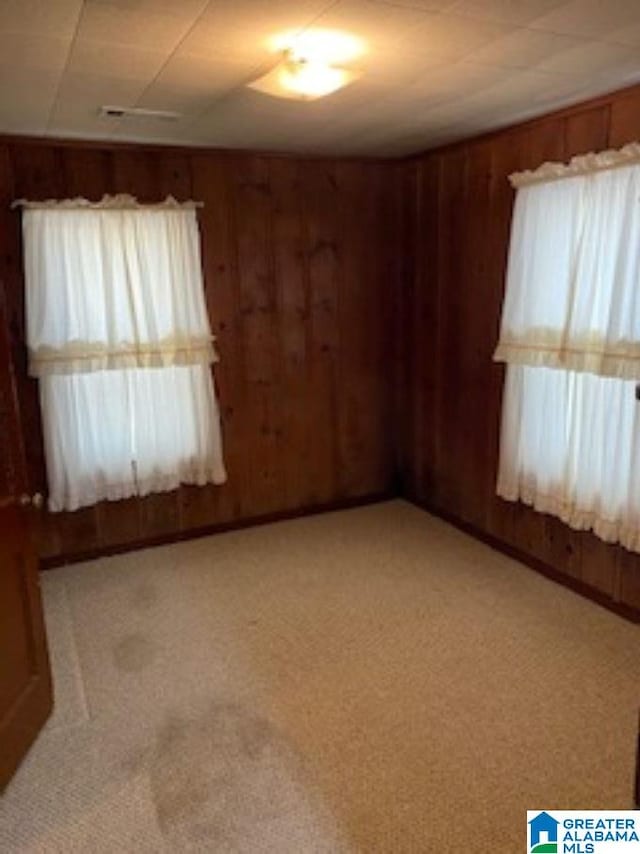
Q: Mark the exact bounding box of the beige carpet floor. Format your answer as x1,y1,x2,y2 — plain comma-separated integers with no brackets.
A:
0,500,639,853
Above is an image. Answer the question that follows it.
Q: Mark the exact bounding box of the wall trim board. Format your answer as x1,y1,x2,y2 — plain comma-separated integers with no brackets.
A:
407,496,640,625
40,491,395,570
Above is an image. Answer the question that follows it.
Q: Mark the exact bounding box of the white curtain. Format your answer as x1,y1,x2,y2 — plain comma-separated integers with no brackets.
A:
21,195,226,512
498,364,640,552
494,146,640,552
24,200,216,376
495,158,640,380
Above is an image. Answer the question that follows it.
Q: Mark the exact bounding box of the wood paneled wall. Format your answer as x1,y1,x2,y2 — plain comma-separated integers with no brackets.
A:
4,82,640,619
0,140,398,564
400,84,640,619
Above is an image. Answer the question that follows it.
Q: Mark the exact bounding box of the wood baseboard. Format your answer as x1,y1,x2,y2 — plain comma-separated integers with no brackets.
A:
40,491,395,570
42,487,640,623
407,497,640,625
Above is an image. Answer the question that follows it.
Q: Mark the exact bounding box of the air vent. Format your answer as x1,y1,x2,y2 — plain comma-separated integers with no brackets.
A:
99,106,181,121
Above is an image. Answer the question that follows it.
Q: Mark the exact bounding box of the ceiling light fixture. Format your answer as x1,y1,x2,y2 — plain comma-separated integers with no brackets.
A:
248,29,365,101
249,52,359,100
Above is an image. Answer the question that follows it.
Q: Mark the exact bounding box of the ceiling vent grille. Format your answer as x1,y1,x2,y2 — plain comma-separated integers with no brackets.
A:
99,106,181,121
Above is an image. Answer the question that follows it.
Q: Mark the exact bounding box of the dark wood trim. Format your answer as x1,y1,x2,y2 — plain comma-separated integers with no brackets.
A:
0,668,52,792
403,79,640,162
41,490,394,569
406,496,640,625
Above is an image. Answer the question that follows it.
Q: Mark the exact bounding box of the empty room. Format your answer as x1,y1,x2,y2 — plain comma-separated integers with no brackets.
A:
1,1,640,851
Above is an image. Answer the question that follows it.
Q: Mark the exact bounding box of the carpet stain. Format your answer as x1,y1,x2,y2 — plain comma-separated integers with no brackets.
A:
113,633,156,672
148,702,295,848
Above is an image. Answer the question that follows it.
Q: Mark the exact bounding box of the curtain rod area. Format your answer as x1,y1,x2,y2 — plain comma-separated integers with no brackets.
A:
11,193,204,211
509,140,640,188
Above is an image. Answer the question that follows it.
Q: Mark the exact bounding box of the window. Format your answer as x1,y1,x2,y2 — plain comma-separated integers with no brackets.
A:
20,195,226,512
494,145,640,552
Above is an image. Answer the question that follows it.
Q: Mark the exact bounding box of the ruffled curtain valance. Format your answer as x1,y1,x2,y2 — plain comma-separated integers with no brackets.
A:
21,195,216,377
509,141,640,187
13,193,203,210
494,147,640,381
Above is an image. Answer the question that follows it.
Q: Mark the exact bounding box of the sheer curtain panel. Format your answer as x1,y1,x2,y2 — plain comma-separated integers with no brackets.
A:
18,195,227,512
494,144,640,553
498,364,640,552
495,152,640,380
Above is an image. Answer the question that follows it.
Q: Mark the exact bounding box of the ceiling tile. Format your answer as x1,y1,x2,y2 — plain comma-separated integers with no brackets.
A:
448,0,567,26
148,53,257,89
0,32,71,73
0,0,82,36
309,0,437,54
359,48,449,85
51,70,150,104
75,0,208,50
530,0,640,40
65,40,168,81
136,55,256,116
0,69,59,134
205,0,335,32
445,66,602,121
397,60,512,106
134,85,224,118
367,0,458,10
536,40,640,76
83,0,204,10
185,79,388,150
467,28,585,70
176,27,273,65
400,12,517,63
47,71,149,133
110,114,203,144
178,0,334,58
604,22,640,47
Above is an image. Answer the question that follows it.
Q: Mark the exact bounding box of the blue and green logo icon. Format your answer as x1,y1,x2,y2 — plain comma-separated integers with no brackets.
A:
529,811,559,853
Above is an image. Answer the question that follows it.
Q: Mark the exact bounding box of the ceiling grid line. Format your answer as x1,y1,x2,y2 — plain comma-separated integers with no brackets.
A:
43,0,86,133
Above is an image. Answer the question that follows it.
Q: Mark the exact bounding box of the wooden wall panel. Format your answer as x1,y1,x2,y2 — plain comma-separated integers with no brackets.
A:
300,162,340,506
0,140,397,564
391,160,415,496
336,161,386,498
269,157,311,510
403,83,640,620
233,155,285,518
608,88,640,149
183,154,241,530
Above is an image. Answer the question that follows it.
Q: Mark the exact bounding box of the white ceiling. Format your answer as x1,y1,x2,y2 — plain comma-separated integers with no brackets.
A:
2,0,640,156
